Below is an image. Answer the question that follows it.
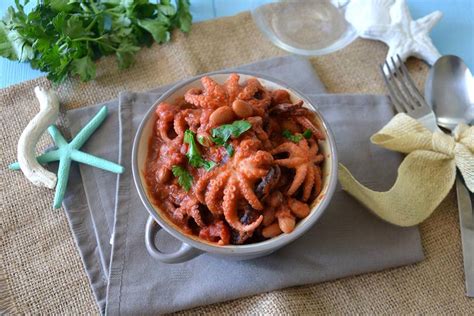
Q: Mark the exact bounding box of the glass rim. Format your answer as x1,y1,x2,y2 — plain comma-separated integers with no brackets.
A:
250,0,358,56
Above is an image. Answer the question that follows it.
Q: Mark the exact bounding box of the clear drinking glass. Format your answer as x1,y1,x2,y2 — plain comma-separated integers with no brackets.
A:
251,0,357,56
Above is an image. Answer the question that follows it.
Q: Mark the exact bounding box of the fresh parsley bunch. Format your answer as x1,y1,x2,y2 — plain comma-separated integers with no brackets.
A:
0,0,192,84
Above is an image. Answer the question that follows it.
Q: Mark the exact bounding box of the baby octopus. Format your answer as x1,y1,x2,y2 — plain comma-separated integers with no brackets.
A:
237,78,272,116
145,74,326,245
271,138,324,201
155,103,202,142
195,138,273,232
185,75,272,117
184,76,229,109
184,74,245,109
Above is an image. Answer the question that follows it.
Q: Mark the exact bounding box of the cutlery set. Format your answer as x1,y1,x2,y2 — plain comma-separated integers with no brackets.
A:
382,55,474,297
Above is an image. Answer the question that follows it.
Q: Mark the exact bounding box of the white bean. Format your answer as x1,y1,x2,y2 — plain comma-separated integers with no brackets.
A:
263,208,276,227
278,215,296,234
288,198,310,218
209,106,235,126
262,222,282,238
232,99,253,118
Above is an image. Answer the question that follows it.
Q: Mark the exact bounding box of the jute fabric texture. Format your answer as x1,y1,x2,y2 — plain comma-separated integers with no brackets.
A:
1,12,472,314
340,113,474,226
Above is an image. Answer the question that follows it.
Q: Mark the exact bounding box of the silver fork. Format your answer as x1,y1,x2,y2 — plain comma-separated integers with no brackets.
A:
380,55,439,132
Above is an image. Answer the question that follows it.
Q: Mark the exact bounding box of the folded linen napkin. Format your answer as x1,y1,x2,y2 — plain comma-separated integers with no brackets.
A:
63,56,424,314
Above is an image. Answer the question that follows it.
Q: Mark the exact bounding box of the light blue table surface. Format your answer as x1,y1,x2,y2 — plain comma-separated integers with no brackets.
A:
0,0,472,89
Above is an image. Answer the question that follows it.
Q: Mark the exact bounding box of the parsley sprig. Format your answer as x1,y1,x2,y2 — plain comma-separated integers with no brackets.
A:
282,129,312,143
183,130,216,171
211,120,252,144
211,120,252,157
171,166,192,191
0,0,192,84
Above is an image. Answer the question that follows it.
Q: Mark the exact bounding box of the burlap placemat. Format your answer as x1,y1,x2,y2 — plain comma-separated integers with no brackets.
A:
1,12,472,314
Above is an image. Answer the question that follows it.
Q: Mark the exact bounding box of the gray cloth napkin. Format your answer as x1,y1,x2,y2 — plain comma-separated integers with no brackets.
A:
63,56,424,315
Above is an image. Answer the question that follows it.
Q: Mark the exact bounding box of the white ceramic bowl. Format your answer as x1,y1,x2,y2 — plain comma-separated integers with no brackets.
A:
132,72,338,263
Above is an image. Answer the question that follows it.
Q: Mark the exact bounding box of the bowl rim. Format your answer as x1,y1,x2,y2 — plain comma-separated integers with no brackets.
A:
132,70,338,255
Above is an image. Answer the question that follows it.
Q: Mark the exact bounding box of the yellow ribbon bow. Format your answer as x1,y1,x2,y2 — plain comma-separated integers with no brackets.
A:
339,113,474,226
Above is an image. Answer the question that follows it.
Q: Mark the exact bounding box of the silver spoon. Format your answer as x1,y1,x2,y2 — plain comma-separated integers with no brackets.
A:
425,55,474,129
425,55,474,297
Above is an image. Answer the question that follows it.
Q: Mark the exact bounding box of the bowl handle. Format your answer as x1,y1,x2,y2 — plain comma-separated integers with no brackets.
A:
145,215,202,263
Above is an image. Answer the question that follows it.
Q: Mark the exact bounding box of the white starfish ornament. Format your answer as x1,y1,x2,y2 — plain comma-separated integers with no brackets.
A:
345,0,442,74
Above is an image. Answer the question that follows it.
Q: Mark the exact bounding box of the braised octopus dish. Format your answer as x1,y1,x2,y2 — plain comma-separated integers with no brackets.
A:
145,74,325,246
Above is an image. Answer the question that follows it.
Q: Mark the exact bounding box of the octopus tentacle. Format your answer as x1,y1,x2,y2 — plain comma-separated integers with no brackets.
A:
224,73,242,102
269,100,304,115
183,88,204,106
173,112,187,137
238,138,261,155
155,103,176,143
172,206,186,224
274,157,307,168
244,167,269,180
251,150,273,165
222,178,238,217
172,197,204,227
313,165,322,198
271,142,301,155
184,77,228,109
183,109,202,131
240,151,273,179
237,174,263,210
197,108,214,133
238,78,259,100
302,163,315,201
199,220,231,245
239,159,268,179
247,99,271,117
313,154,324,164
271,89,291,105
238,78,272,116
299,138,310,151
287,164,308,196
294,116,325,140
194,169,218,203
309,139,319,156
223,178,263,232
247,117,270,144
205,170,231,215
158,123,173,142
201,76,228,102
188,202,205,227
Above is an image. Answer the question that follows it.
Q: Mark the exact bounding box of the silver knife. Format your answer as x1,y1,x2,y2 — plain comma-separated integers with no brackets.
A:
457,176,474,297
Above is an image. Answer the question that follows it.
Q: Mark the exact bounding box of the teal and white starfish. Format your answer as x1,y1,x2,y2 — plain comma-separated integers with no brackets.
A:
10,106,124,208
